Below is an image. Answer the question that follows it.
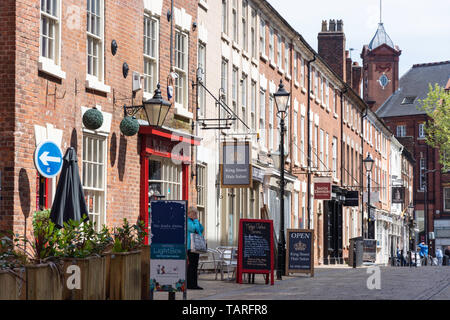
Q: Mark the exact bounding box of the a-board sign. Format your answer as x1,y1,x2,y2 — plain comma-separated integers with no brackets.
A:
363,239,377,262
220,141,252,188
286,229,314,276
149,200,187,295
237,219,274,285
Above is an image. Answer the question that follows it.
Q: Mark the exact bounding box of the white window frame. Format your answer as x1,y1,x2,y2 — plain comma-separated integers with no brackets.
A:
86,0,106,84
39,0,65,79
397,125,406,137
82,133,107,231
332,137,338,179
197,42,206,116
293,110,298,163
174,30,189,109
148,157,182,201
222,0,228,34
300,57,305,88
269,27,274,62
232,67,239,131
418,123,426,138
259,19,266,56
232,0,238,42
251,80,256,131
143,14,159,98
301,116,305,166
285,42,289,75
241,74,248,128
259,89,266,148
277,34,282,67
444,187,450,211
242,0,248,51
269,95,274,150
251,9,257,58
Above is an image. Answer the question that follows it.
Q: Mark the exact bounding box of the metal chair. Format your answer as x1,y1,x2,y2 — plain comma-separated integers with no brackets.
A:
216,246,238,281
198,248,221,278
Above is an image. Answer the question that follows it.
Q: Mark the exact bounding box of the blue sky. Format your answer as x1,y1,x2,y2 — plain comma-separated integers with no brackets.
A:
267,0,450,77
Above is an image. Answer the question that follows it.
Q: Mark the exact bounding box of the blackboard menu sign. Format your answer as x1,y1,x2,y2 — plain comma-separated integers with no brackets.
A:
286,229,314,276
237,219,274,285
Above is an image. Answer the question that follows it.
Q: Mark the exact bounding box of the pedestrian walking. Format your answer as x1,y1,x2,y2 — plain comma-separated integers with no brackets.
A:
187,206,204,290
417,241,428,266
435,248,443,266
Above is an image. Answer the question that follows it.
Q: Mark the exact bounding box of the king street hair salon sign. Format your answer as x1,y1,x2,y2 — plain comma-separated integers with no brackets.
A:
220,141,252,188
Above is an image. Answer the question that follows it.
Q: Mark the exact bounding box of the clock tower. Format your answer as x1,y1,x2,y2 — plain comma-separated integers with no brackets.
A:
361,23,401,111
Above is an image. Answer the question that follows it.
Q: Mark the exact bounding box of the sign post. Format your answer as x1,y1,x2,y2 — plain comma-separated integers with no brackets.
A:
149,200,187,300
237,219,274,285
285,229,314,277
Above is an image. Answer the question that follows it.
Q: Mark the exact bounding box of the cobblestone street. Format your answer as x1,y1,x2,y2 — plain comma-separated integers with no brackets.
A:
154,266,450,300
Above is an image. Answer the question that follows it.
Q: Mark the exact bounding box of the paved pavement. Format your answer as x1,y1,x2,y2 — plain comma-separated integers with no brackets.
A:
153,265,450,300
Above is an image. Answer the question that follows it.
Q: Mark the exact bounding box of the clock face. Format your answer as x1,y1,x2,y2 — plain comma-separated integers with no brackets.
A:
378,74,390,89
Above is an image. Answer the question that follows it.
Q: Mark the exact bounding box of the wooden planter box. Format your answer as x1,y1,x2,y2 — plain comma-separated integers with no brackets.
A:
0,268,26,300
26,263,63,300
62,256,106,300
107,251,141,300
140,245,150,300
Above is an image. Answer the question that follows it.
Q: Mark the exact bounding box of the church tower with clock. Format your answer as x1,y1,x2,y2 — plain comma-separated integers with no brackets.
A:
361,22,401,111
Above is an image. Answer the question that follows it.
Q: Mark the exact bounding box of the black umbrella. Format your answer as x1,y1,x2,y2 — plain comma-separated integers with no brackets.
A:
50,147,89,228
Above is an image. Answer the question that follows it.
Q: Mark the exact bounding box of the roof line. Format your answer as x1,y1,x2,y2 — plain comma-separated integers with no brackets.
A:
412,61,450,68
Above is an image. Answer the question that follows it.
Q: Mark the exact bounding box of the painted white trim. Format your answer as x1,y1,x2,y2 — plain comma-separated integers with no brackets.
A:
143,0,162,16
86,75,111,93
174,7,192,32
38,56,66,79
81,106,112,134
174,103,194,119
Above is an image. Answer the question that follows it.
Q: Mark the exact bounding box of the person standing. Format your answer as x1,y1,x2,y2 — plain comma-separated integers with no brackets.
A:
435,247,443,266
187,206,204,290
417,241,428,266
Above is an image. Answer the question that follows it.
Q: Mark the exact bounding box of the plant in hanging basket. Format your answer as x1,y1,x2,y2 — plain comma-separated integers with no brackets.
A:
120,116,140,136
83,107,104,130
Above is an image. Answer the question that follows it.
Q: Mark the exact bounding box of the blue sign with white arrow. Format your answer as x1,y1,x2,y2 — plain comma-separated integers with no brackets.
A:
34,140,63,178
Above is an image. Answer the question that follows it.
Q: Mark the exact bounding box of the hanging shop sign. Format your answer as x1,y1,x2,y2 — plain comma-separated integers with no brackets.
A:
363,239,377,262
344,191,359,207
314,182,332,200
392,186,405,204
237,219,274,285
286,229,314,277
220,141,252,188
149,200,187,297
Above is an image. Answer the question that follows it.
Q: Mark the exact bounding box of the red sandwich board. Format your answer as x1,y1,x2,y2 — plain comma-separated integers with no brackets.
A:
237,219,274,285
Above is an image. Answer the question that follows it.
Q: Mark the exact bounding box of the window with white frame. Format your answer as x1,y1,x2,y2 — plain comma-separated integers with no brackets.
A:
284,42,289,74
294,52,298,83
325,80,330,108
418,123,426,138
197,163,207,227
232,0,238,42
40,0,61,65
242,0,248,51
333,89,337,114
332,136,338,179
251,80,256,131
144,14,158,95
259,19,266,56
301,192,306,228
277,35,282,67
285,108,289,152
241,74,248,127
301,115,305,166
269,95,274,150
232,67,238,131
222,0,228,34
314,125,318,168
419,158,426,191
444,188,450,211
174,30,188,107
269,27,274,61
300,57,305,88
314,70,319,97
294,192,299,228
82,134,106,231
325,133,329,170
198,42,206,116
149,158,182,201
259,89,266,147
221,59,228,119
87,0,104,81
293,110,298,163
396,125,406,137
320,129,324,171
251,9,257,58
321,77,325,103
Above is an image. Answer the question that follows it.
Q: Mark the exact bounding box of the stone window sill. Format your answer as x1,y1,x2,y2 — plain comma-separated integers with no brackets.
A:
38,57,66,80
86,75,111,93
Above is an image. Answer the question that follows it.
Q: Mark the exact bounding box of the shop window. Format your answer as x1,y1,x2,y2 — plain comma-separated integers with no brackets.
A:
148,158,182,201
82,134,106,231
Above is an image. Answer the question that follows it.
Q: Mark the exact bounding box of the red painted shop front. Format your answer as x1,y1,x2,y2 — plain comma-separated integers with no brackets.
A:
138,125,201,244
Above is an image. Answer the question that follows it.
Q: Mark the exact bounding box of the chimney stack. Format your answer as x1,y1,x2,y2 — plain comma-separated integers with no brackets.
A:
317,19,346,81
351,62,362,94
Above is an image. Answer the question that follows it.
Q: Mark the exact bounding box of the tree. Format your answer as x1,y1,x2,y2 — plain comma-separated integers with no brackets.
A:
419,83,450,169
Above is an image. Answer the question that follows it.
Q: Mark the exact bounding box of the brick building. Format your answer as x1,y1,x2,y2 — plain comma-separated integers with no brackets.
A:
0,0,200,239
376,61,450,254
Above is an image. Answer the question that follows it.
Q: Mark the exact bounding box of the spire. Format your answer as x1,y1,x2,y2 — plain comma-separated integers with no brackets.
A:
368,23,394,50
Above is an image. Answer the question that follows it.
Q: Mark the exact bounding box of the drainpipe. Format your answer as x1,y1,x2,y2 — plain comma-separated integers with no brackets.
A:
307,54,316,229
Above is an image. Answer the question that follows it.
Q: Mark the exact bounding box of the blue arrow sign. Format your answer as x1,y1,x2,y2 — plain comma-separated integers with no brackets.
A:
34,140,63,178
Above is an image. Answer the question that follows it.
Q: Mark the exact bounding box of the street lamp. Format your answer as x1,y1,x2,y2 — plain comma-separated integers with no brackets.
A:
273,80,290,280
363,154,374,239
122,83,172,135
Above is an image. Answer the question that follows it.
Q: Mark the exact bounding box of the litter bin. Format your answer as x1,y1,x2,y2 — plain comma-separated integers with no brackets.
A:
348,237,363,267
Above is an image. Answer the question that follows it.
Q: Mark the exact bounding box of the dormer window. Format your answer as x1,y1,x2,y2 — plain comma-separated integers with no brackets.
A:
401,96,416,105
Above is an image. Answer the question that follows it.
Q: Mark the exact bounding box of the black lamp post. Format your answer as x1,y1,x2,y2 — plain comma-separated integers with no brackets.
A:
274,80,290,280
123,83,172,129
363,154,375,239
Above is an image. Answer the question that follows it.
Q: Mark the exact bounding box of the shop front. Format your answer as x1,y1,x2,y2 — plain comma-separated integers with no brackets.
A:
138,125,201,244
323,186,346,264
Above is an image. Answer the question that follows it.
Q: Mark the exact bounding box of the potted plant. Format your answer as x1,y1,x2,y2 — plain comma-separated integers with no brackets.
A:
25,209,64,300
58,216,112,300
106,218,145,300
0,231,27,300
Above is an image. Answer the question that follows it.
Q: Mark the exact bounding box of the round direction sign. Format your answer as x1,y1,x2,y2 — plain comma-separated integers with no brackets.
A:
34,140,63,178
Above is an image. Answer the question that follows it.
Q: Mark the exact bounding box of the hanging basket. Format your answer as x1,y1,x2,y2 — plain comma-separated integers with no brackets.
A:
120,116,140,136
83,108,104,130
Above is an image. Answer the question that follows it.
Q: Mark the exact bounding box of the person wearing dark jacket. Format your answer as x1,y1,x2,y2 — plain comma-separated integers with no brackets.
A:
187,206,204,290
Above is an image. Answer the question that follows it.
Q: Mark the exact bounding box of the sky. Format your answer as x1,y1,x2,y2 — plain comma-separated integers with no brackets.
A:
267,0,450,78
